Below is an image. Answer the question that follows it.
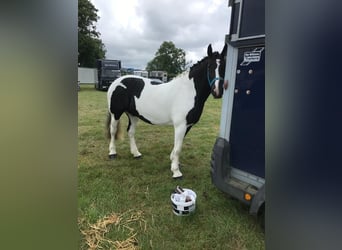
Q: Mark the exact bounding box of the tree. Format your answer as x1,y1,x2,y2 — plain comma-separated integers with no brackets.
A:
78,0,106,67
146,41,186,79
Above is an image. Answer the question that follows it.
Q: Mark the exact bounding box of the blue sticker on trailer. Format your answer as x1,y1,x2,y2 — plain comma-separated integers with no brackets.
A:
229,46,265,178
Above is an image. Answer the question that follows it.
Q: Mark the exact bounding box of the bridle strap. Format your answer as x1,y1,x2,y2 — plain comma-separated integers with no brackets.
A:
207,67,223,87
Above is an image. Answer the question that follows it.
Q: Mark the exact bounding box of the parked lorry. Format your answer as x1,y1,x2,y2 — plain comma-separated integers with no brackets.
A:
210,0,265,227
95,59,121,90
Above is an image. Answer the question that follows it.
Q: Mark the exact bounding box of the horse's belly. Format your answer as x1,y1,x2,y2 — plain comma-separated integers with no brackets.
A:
137,104,173,125
134,97,193,125
133,95,170,124
134,82,195,125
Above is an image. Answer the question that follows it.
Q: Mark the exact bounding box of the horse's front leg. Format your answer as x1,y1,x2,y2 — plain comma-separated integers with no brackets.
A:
170,123,187,179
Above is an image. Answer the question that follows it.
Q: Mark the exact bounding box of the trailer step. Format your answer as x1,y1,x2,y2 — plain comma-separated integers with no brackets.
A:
226,177,259,195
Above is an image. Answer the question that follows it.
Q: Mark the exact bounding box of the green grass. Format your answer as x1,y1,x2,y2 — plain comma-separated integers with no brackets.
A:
78,85,264,249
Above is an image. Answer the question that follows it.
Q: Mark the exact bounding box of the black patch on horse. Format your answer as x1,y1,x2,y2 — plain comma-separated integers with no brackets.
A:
185,57,213,134
110,77,153,124
121,77,145,98
110,77,143,118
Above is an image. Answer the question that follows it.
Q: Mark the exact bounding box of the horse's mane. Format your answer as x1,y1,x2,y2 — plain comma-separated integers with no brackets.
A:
188,52,219,79
188,57,206,79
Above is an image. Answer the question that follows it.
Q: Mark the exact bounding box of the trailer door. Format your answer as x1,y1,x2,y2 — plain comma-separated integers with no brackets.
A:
229,46,265,178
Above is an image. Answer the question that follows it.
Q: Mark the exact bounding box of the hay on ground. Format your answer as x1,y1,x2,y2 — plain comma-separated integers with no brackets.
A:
80,210,145,250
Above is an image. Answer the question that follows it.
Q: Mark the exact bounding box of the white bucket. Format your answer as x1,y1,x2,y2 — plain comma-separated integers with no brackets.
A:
171,188,197,216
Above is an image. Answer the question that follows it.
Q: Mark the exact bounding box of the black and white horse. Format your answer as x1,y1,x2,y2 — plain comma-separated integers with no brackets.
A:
106,44,227,178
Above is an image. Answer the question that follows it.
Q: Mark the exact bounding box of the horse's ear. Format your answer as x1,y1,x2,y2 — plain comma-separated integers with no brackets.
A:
221,43,227,58
207,44,213,57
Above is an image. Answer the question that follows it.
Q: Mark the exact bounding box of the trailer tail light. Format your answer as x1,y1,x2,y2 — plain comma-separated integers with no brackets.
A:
244,193,252,201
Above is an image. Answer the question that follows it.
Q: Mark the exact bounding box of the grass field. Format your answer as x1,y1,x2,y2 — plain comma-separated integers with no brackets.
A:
78,85,265,249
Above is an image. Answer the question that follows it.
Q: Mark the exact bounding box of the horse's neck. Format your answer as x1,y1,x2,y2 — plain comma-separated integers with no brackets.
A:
184,68,211,125
193,68,211,105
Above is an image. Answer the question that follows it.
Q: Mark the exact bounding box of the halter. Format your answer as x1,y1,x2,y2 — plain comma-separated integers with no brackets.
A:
207,59,223,87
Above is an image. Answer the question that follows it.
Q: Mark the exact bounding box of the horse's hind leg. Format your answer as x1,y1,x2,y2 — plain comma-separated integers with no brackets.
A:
108,114,119,159
170,123,187,178
126,114,142,158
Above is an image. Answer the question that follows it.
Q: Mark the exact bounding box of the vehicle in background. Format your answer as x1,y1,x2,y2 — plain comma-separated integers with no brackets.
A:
149,70,168,82
133,70,149,78
95,59,121,90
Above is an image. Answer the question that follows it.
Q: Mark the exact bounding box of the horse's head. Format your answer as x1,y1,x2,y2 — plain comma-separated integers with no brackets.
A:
206,43,227,98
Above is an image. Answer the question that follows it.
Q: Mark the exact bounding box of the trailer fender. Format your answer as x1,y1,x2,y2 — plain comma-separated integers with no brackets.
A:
249,184,265,215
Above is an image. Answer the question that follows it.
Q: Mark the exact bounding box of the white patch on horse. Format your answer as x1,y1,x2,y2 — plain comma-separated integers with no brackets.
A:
117,82,127,89
134,74,196,125
214,59,220,97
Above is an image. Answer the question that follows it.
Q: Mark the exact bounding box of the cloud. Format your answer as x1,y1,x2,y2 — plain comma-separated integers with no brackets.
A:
91,0,230,69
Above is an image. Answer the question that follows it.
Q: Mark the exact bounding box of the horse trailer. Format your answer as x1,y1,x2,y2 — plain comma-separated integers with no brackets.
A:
133,70,149,78
95,59,122,90
211,0,265,226
149,71,168,83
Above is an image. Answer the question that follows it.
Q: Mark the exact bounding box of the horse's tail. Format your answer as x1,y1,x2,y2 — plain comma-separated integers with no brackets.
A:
106,112,123,140
115,119,123,140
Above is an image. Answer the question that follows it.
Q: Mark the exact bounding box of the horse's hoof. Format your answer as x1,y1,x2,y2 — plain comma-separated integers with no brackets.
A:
172,169,183,179
134,155,142,159
173,176,183,180
109,154,117,159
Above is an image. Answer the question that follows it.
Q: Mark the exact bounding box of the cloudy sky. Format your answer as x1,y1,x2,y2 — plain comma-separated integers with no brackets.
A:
90,0,231,70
